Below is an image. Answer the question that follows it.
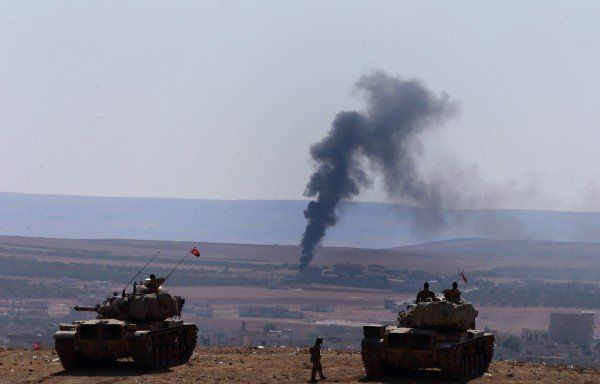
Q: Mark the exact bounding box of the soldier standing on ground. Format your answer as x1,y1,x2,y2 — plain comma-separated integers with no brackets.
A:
443,282,462,304
309,337,326,383
416,282,437,303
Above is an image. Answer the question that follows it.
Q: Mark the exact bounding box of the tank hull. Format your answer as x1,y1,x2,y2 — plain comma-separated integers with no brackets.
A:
361,325,494,380
54,319,197,370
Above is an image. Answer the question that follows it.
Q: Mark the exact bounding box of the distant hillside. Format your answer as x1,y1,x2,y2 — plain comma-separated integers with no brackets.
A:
3,235,600,270
2,192,600,248
398,238,600,269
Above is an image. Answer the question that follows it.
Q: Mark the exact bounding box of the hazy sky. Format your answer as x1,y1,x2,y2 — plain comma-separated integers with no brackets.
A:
1,1,600,211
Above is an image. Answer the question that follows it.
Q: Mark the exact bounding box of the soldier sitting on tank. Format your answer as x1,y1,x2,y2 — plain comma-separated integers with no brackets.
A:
138,274,165,294
415,282,437,303
148,274,165,292
443,282,462,304
107,292,119,304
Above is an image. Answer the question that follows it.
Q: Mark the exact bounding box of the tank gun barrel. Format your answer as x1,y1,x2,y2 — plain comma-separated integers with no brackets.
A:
74,305,98,312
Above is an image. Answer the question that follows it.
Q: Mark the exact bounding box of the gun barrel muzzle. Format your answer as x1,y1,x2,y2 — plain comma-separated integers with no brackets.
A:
73,305,96,311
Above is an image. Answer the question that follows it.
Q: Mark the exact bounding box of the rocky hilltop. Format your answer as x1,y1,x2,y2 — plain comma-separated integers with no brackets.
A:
1,347,598,384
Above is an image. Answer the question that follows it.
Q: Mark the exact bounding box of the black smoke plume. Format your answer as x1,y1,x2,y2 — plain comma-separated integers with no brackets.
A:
299,71,456,269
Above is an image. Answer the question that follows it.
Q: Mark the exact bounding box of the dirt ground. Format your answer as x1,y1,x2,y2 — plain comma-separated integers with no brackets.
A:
1,347,598,384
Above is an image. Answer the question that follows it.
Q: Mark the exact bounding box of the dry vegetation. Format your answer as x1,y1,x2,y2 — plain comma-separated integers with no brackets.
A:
2,236,599,343
1,347,598,384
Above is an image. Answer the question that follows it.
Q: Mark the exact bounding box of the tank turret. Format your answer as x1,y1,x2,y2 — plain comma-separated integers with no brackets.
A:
73,276,185,322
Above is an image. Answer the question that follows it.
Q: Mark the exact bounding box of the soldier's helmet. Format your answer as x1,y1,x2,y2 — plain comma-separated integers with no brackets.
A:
315,337,323,344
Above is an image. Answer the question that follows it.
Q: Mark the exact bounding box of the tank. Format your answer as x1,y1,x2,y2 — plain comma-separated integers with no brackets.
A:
361,300,494,380
54,277,198,370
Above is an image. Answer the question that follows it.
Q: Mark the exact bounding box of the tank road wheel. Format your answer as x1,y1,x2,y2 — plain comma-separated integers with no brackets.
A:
167,345,175,365
178,343,186,362
439,347,460,381
153,348,161,367
477,354,485,375
459,359,469,380
361,338,385,378
132,337,154,370
469,356,477,377
188,328,198,349
160,347,168,366
453,346,469,381
172,343,180,362
55,339,88,370
181,328,197,362
483,337,495,372
132,350,153,370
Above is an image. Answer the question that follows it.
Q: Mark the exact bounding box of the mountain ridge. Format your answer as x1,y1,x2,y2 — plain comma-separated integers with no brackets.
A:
2,192,600,248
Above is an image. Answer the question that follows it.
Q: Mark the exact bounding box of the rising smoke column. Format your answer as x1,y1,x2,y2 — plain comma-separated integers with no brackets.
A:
299,71,456,269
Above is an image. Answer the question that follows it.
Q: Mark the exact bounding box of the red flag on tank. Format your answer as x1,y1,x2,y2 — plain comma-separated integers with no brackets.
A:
460,270,468,284
191,247,200,257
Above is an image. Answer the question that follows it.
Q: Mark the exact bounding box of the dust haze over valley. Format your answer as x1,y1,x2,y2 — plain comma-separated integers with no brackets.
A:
4,192,600,248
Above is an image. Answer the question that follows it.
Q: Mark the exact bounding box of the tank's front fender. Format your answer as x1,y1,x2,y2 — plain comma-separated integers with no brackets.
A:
361,338,384,349
126,331,150,340
54,331,76,340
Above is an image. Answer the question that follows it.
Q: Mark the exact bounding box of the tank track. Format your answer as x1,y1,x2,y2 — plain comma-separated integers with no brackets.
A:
439,335,495,381
55,338,91,370
131,324,197,370
361,338,384,377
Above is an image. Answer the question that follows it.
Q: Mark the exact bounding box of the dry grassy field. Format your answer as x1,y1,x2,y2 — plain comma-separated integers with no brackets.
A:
1,235,567,270
48,282,600,337
2,236,599,351
169,285,600,337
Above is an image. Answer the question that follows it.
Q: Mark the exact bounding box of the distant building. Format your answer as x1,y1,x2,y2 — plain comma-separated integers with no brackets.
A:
239,305,303,319
187,301,214,318
296,267,323,280
549,312,595,347
384,299,411,312
56,278,80,289
331,263,364,277
300,304,333,313
383,299,397,310
0,299,49,314
82,280,111,292
521,328,549,343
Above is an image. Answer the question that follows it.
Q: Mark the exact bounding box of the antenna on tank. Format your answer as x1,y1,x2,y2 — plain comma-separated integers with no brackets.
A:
163,247,201,285
122,251,160,296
